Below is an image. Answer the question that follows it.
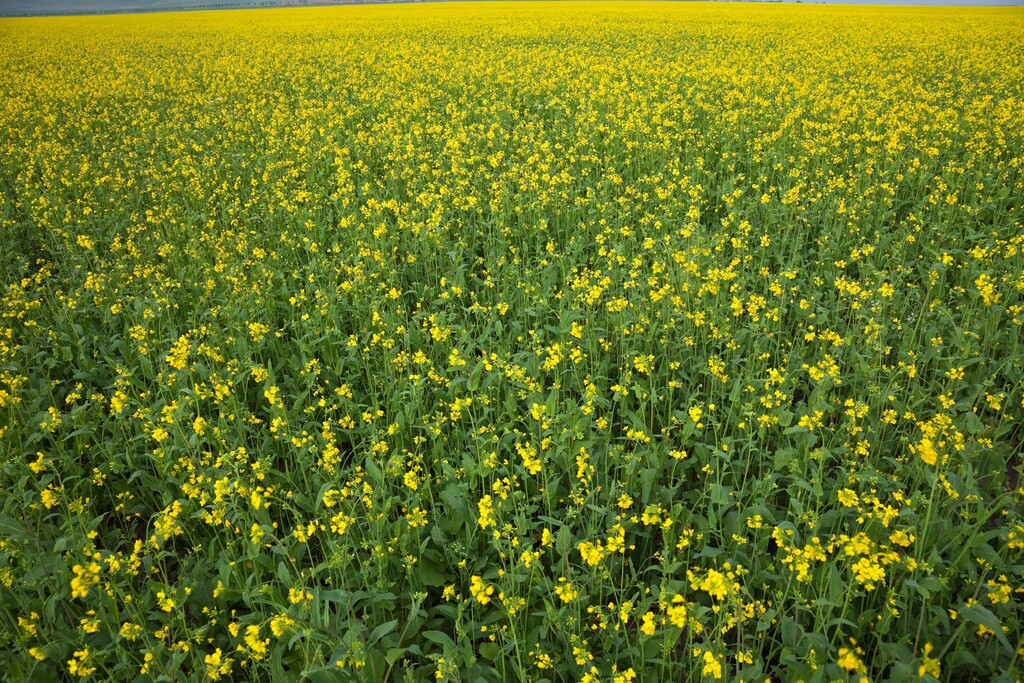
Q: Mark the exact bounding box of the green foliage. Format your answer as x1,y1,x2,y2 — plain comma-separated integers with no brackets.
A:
1,3,1023,682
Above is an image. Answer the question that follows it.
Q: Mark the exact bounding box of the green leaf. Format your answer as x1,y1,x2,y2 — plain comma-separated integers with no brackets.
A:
368,619,398,646
780,616,802,650
468,360,484,392
479,642,501,660
959,604,1013,653
640,467,657,503
417,554,448,587
959,411,985,436
422,630,456,650
0,515,26,538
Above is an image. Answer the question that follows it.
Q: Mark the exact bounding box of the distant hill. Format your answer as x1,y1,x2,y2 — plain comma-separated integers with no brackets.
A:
0,0,403,16
0,0,259,14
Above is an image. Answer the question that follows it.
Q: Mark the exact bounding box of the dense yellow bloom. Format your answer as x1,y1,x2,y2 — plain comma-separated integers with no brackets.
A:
28,451,47,474
119,622,142,640
699,650,723,680
165,335,190,370
554,577,578,603
70,563,100,599
270,615,295,637
477,494,496,529
578,540,607,567
918,643,941,678
916,437,938,466
243,624,269,660
156,590,175,612
851,557,886,591
666,595,688,627
205,649,233,680
516,441,542,475
470,576,495,605
838,645,867,674
40,486,59,509
67,649,95,677
640,611,657,636
695,569,732,600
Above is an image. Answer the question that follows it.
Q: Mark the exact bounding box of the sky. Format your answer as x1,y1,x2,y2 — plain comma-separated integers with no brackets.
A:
0,0,1020,16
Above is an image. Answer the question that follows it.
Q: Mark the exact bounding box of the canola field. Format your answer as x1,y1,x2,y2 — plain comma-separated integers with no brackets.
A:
2,2,1024,681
